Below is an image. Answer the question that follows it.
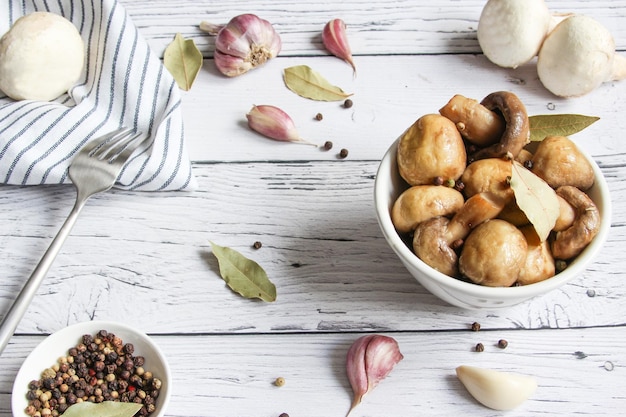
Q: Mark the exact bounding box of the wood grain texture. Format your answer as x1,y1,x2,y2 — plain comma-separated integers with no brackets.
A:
2,328,625,416
1,1,626,416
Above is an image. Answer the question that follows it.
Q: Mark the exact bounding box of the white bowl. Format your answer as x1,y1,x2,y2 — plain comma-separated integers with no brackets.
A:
12,321,171,417
374,138,611,309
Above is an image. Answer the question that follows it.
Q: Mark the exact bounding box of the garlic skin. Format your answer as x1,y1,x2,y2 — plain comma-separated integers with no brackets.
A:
456,365,537,410
322,19,356,74
200,14,281,77
246,105,316,146
346,335,403,416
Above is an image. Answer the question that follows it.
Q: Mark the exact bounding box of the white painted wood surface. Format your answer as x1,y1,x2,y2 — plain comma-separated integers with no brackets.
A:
1,0,626,416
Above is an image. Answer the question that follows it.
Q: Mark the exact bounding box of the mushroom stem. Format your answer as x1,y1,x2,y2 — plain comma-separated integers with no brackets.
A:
445,193,506,243
609,54,626,81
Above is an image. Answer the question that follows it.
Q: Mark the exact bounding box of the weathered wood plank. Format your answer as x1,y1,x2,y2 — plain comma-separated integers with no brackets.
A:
1,159,623,335
119,0,626,57
2,327,625,417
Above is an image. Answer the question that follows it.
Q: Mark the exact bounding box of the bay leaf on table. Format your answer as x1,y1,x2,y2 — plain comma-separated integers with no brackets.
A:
61,401,142,417
284,65,352,101
509,161,560,241
528,114,599,142
210,241,277,302
163,33,203,91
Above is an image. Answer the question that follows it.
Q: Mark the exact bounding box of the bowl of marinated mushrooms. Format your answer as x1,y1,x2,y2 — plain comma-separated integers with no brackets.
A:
12,321,171,417
374,91,611,309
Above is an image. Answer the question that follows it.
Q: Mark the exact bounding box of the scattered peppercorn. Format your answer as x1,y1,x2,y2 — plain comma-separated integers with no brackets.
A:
253,241,262,249
339,148,349,159
315,112,323,121
343,99,353,108
556,259,568,272
433,176,444,186
25,330,161,417
471,322,481,332
323,141,333,151
445,178,456,188
498,339,508,349
454,180,465,192
279,413,290,417
524,160,533,170
274,377,286,387
475,343,485,352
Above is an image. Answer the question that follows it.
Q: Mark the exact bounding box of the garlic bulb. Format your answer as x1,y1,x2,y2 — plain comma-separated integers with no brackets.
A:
199,14,281,77
456,365,537,410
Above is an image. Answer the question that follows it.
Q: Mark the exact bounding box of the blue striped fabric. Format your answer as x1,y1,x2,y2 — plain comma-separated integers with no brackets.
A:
0,0,196,191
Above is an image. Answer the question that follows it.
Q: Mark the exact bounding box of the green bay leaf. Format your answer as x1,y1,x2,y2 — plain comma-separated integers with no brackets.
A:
164,33,203,91
61,401,142,417
529,114,599,141
284,65,352,101
509,162,560,241
210,241,277,302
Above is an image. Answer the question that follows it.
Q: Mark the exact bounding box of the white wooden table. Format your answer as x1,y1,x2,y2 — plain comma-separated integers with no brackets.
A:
2,1,625,416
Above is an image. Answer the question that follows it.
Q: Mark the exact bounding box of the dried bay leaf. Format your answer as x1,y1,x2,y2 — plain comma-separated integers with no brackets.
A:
529,114,599,141
509,162,560,241
284,65,352,101
164,33,203,91
210,241,277,302
61,401,142,417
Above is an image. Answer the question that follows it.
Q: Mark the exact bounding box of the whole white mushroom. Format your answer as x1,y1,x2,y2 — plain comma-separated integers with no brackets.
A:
537,15,626,97
0,12,84,101
477,0,552,69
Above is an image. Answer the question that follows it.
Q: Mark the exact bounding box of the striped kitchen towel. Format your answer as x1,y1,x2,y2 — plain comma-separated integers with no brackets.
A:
0,0,196,191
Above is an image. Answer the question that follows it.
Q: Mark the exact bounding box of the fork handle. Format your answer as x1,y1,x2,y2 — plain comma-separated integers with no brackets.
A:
0,198,87,355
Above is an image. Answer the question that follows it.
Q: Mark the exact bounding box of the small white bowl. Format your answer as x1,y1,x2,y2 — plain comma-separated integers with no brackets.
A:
12,321,171,417
374,138,611,309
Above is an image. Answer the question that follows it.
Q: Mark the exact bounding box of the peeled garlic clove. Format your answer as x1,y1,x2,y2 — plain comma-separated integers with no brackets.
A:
346,335,403,416
322,19,356,74
200,14,281,77
246,105,316,146
456,365,537,410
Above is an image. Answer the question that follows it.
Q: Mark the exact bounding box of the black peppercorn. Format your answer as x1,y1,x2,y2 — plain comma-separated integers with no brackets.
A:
253,241,262,249
339,148,349,159
475,343,485,352
323,140,333,150
343,99,353,108
315,112,323,121
471,322,481,332
498,339,508,349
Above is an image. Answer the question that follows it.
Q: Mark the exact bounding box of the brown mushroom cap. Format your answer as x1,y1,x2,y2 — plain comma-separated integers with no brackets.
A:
413,216,459,277
397,114,467,186
459,219,528,287
531,136,595,190
392,185,465,234
470,91,530,161
551,185,601,260
517,225,555,285
461,157,514,202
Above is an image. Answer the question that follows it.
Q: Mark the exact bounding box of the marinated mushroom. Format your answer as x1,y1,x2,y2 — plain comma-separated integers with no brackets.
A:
413,193,505,277
470,91,530,161
460,157,514,203
459,219,528,287
551,186,601,260
517,225,555,285
531,135,595,190
554,194,576,232
391,185,465,234
397,114,467,186
439,94,505,147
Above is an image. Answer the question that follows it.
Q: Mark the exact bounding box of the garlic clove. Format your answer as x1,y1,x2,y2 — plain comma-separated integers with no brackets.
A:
246,105,317,146
322,19,356,74
346,335,403,416
215,25,251,59
456,365,537,411
214,50,253,77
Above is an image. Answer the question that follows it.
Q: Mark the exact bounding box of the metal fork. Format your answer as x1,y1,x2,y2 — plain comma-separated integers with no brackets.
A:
0,128,147,354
